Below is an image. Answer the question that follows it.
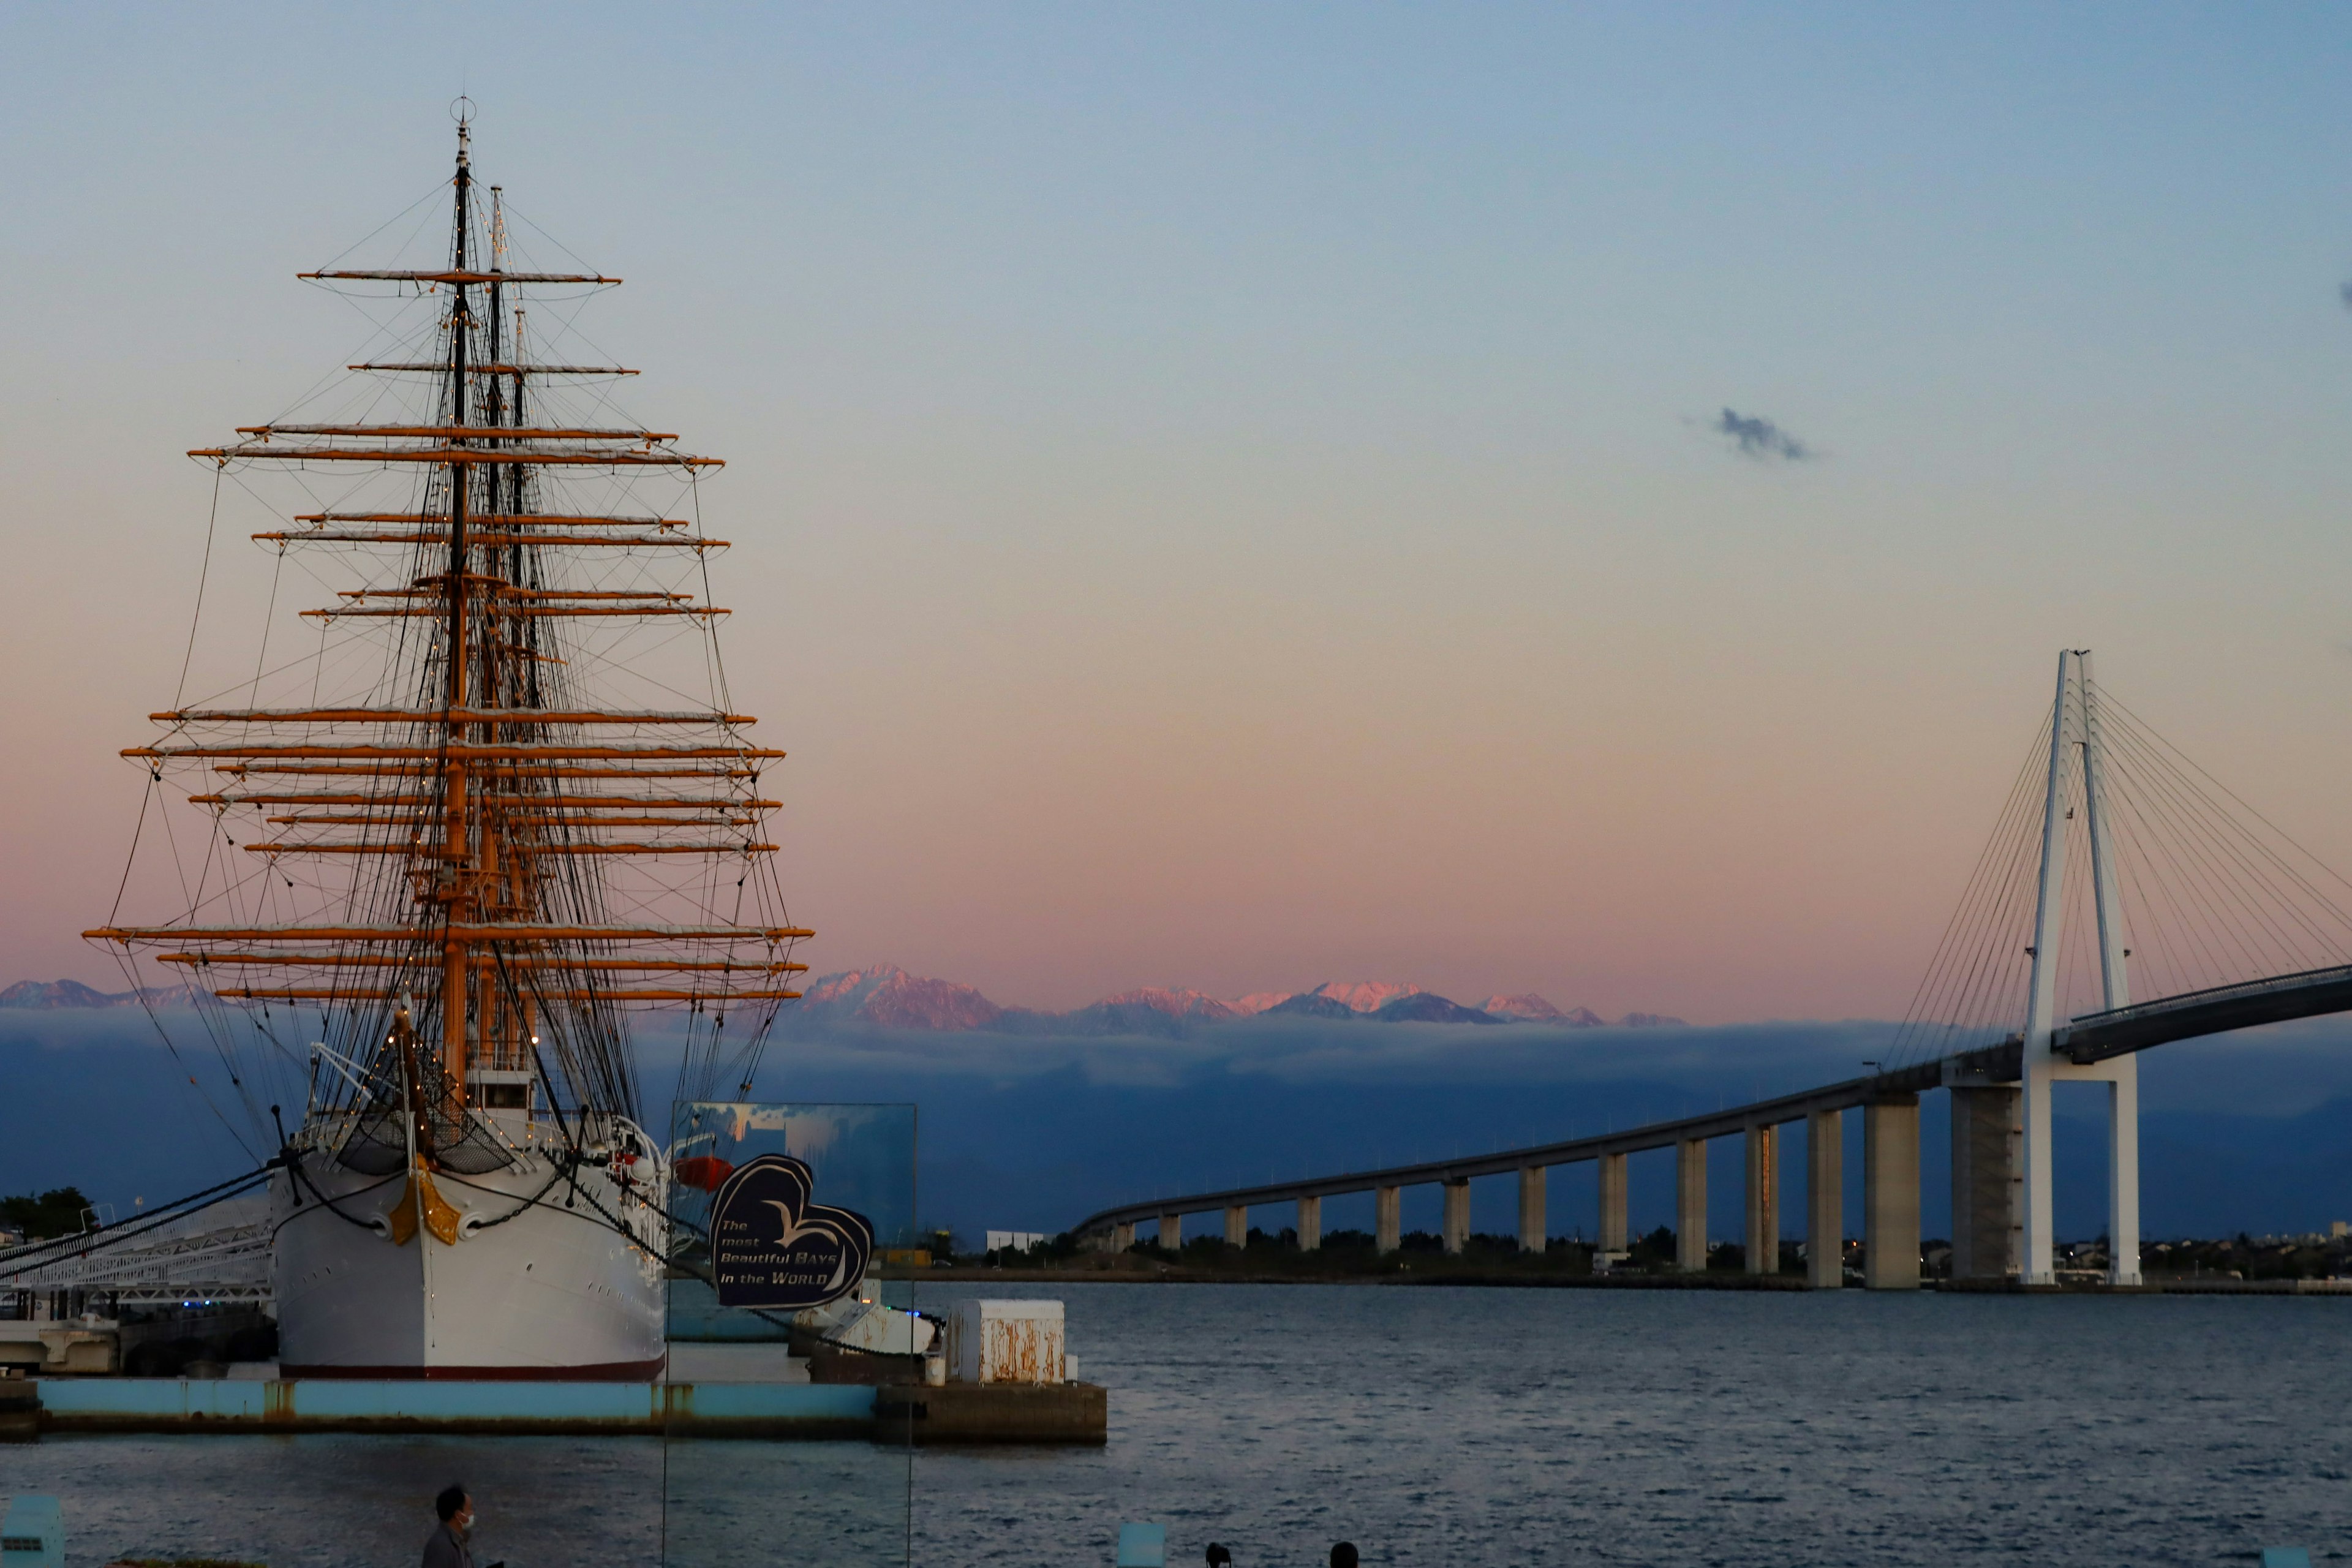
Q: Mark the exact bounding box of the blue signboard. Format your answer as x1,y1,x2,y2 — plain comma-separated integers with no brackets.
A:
707,1153,875,1309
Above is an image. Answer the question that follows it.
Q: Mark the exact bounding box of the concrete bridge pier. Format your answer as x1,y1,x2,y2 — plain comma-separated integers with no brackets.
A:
1224,1205,1246,1249
1948,1084,2020,1280
1744,1125,1779,1275
1676,1138,1707,1271
1597,1152,1629,1257
2106,1058,2143,1286
1442,1180,1471,1254
1375,1185,1401,1254
1864,1096,1921,1289
1297,1194,1322,1251
1158,1213,1181,1253
1517,1166,1545,1253
1113,1221,1134,1253
1806,1109,1842,1289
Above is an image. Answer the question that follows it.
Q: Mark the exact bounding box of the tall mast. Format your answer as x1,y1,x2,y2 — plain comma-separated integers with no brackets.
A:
95,119,810,1145
444,112,475,1088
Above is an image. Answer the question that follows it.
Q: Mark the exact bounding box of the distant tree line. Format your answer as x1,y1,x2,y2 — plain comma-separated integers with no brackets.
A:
0,1186,92,1241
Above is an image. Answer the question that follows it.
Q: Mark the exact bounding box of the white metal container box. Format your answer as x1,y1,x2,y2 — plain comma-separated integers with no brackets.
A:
946,1298,1065,1384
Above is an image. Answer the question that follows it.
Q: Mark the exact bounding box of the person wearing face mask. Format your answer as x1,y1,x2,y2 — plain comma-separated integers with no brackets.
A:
424,1484,474,1568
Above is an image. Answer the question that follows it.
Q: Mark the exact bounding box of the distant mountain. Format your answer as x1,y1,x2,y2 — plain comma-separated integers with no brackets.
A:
1308,981,1426,1013
1046,987,1244,1039
773,967,1692,1035
1228,992,1292,1016
0,980,192,1009
796,965,1003,1030
1372,993,1501,1025
1093,987,1244,1023
12,962,1678,1036
1482,993,1605,1027
1262,992,1359,1021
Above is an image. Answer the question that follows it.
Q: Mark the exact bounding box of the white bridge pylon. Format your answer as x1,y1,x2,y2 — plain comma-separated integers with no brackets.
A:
2018,647,2139,1287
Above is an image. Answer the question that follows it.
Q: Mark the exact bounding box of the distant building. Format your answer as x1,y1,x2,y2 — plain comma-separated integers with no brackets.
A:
987,1231,1047,1254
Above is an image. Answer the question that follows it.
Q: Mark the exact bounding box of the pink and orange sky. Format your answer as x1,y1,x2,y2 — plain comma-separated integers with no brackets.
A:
9,6,2352,1023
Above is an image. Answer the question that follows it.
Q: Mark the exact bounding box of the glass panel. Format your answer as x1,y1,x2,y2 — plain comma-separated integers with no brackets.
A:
663,1101,919,1568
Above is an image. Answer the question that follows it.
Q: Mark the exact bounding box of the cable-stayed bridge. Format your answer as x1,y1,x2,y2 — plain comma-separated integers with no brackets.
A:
1077,650,2352,1287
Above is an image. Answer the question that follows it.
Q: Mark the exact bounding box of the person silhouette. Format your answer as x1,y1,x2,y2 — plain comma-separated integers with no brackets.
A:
1205,1547,1232,1567
1331,1545,1359,1568
422,1485,472,1568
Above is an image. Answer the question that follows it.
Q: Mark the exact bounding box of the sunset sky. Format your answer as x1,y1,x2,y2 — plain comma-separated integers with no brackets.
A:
8,4,2352,1022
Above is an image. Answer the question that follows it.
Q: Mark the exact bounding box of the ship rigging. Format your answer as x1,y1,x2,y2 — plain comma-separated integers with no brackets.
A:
80,111,803,1376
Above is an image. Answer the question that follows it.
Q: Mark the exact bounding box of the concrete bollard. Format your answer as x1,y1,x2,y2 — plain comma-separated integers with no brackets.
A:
1676,1137,1708,1272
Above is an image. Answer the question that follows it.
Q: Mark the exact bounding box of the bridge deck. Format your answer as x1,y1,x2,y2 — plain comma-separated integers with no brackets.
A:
1069,1042,2011,1237
2057,962,2352,1063
1072,958,2352,1239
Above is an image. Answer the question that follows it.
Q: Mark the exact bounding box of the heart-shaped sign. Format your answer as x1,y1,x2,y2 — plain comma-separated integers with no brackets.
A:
707,1153,875,1309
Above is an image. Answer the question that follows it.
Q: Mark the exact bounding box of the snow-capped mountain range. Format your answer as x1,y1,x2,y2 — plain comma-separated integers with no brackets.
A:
0,979,195,1009
0,967,1684,1036
786,965,1682,1035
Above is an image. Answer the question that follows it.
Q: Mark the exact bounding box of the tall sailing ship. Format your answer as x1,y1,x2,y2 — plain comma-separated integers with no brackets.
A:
88,113,808,1378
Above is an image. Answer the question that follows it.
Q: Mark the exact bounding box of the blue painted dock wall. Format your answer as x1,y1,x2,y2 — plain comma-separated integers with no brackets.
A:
31,1379,876,1438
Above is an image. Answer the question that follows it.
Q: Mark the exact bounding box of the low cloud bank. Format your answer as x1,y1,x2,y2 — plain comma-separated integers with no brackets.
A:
9,1011,2352,1242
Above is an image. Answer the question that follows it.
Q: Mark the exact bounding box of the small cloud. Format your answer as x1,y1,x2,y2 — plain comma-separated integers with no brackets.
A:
1712,407,1814,462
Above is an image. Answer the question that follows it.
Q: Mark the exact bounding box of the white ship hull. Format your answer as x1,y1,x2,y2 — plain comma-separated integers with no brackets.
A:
273,1115,667,1380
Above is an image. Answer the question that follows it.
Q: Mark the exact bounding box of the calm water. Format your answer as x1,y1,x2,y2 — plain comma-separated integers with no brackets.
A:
6,1283,2349,1567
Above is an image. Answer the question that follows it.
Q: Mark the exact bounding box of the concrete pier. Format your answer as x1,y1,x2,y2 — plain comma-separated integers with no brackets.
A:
1675,1138,1707,1271
1223,1205,1247,1248
1597,1152,1629,1256
1158,1213,1181,1253
1744,1125,1779,1274
1113,1222,1134,1252
1375,1185,1401,1254
1297,1194,1322,1251
1806,1108,1842,1289
1442,1180,1471,1254
1949,1085,2020,1281
1864,1095,1921,1290
1517,1166,1545,1252
876,1381,1109,1446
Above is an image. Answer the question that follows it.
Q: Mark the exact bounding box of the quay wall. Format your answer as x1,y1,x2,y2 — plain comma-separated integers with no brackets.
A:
25,1376,1107,1442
